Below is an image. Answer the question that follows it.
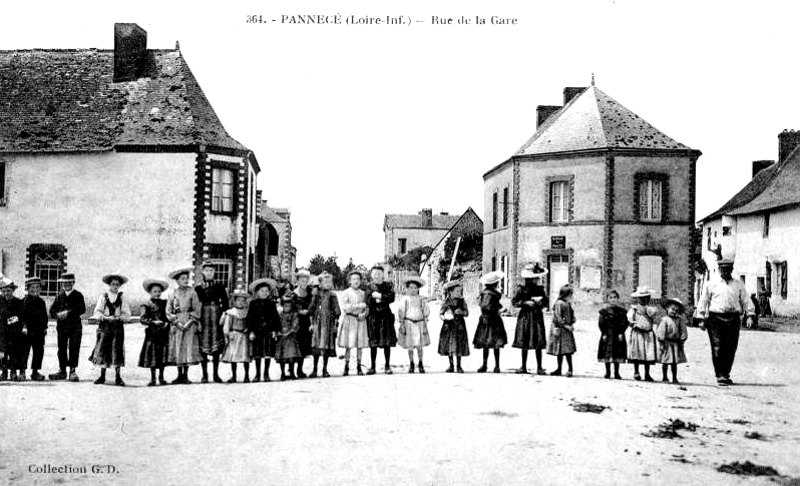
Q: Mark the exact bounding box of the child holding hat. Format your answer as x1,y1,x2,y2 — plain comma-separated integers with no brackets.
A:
138,279,171,386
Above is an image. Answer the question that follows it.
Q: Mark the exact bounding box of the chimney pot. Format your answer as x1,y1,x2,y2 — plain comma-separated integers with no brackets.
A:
114,23,148,83
563,87,587,105
420,208,433,227
778,129,800,164
536,105,562,128
752,160,775,178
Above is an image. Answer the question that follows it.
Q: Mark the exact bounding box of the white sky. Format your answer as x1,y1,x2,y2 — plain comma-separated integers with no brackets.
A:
3,1,800,266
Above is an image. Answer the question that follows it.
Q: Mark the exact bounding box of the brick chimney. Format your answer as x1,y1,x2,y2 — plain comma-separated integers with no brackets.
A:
563,87,586,105
536,105,562,128
778,129,800,163
420,208,433,227
114,23,148,83
752,160,775,178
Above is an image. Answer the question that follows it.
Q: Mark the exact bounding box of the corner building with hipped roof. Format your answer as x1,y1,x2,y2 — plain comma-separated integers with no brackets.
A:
483,86,701,306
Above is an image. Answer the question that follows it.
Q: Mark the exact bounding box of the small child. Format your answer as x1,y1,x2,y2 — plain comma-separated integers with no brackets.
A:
221,289,252,383
438,280,470,373
138,279,171,386
473,271,507,373
627,287,659,381
656,297,688,384
547,285,577,377
597,290,628,379
397,277,431,373
276,294,302,380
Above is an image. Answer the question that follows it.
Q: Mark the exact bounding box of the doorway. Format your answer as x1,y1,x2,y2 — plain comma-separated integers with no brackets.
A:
548,254,570,304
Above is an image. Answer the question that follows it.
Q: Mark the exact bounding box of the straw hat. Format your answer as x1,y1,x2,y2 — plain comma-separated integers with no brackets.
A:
249,278,277,294
58,272,76,283
168,267,194,280
480,271,505,286
231,288,250,299
200,260,216,269
662,297,685,311
142,279,169,292
520,262,548,279
403,276,426,288
0,276,17,290
25,276,42,288
630,286,652,298
102,273,129,285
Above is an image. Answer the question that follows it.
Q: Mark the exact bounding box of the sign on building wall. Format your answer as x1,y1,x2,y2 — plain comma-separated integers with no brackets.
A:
580,265,602,289
551,236,566,250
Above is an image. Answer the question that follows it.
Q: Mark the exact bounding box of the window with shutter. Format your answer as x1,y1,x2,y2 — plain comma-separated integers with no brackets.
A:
639,179,663,222
550,181,568,222
211,167,235,214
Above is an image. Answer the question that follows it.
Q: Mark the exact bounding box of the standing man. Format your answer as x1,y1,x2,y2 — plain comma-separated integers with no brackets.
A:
0,277,23,381
48,273,86,382
21,277,49,381
365,264,397,375
697,259,755,386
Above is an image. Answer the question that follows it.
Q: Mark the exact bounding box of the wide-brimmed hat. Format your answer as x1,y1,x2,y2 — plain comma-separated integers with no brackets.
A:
168,267,194,280
25,276,42,288
249,278,277,294
296,269,311,279
102,273,129,285
231,288,250,299
631,286,652,298
717,259,735,267
0,277,17,290
662,297,685,311
480,271,505,286
521,262,548,279
58,272,76,283
142,279,169,292
404,276,426,288
444,280,463,291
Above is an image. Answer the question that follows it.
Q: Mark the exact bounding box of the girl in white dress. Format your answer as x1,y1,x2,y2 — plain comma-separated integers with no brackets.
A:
337,272,369,376
397,277,431,373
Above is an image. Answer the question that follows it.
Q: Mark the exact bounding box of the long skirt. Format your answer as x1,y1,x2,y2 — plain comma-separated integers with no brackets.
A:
199,305,225,355
138,327,170,368
368,312,398,348
597,333,627,363
438,318,470,356
659,340,687,364
296,315,312,357
472,315,508,349
168,323,203,366
311,316,338,357
222,331,252,363
276,334,301,362
628,328,658,364
512,309,547,350
251,327,276,359
546,325,576,356
89,321,125,368
337,315,369,349
398,320,431,350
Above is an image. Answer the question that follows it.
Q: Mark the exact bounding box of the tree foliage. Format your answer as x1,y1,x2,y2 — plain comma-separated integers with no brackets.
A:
389,246,434,271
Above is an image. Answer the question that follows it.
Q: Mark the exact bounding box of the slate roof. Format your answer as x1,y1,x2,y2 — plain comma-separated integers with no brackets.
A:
728,147,800,215
0,48,248,153
699,163,781,221
516,86,691,156
384,213,461,230
260,203,288,224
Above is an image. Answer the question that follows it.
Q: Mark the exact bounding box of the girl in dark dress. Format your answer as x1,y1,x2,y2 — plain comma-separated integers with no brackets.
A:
597,290,627,380
89,274,132,386
248,278,280,382
547,285,577,377
438,280,470,373
276,295,302,380
292,269,314,378
473,271,507,373
195,262,230,384
138,279,171,386
512,263,549,375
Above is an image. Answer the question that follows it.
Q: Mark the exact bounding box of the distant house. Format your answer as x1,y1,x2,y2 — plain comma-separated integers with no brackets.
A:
0,23,263,303
257,201,296,281
383,208,460,260
483,86,701,305
699,130,800,316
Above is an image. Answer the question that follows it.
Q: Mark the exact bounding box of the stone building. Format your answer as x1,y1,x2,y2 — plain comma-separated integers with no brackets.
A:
483,85,701,305
383,208,460,260
256,201,296,281
699,130,800,316
0,23,262,304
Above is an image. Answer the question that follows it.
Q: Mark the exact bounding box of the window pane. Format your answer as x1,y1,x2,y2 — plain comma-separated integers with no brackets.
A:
552,181,567,222
638,255,663,298
32,248,64,297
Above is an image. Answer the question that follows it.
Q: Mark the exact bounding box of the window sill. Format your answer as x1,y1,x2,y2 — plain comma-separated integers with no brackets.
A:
210,210,237,216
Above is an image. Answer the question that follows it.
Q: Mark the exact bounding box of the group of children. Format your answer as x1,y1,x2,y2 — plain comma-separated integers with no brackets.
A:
0,261,690,386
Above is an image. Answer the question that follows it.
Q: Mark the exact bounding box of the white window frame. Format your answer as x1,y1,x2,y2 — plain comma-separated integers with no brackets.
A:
211,167,235,214
550,181,569,223
639,179,663,222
